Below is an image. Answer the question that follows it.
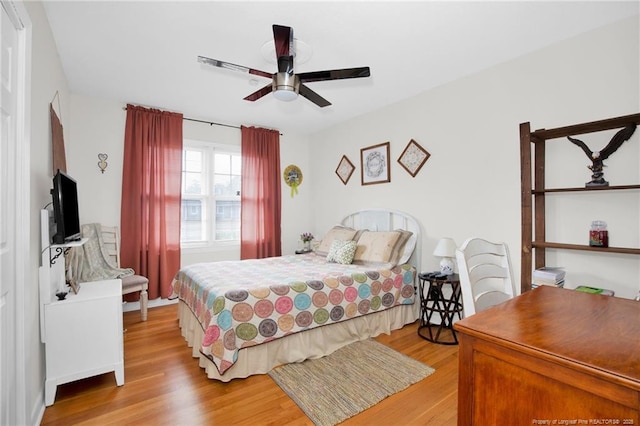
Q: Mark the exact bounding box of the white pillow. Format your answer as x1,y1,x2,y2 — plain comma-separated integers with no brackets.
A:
326,240,357,264
353,230,403,264
351,230,414,267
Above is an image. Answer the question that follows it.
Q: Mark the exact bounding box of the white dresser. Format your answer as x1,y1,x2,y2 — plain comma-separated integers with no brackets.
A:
43,279,124,406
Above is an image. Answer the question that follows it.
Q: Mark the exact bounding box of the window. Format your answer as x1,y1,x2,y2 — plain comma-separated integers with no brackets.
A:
181,140,241,246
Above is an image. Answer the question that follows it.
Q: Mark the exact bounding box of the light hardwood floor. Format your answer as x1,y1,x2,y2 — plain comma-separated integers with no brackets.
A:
41,304,459,425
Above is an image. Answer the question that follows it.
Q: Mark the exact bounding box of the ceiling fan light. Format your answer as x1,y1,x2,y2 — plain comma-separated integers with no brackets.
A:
273,72,299,101
273,88,298,102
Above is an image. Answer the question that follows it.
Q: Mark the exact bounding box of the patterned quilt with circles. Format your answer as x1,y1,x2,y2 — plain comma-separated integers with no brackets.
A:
171,253,416,375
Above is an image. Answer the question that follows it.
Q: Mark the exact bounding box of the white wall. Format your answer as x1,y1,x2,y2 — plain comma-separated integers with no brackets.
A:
66,95,127,225
24,0,70,422
308,15,640,299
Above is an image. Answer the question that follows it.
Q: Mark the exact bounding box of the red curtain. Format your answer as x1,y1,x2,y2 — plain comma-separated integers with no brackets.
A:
121,104,183,299
240,126,282,259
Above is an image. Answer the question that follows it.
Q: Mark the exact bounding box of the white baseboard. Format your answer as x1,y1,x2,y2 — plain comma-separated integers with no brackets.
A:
32,394,45,426
122,297,178,313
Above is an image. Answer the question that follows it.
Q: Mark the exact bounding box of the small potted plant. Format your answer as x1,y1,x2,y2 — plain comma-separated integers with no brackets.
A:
300,232,314,252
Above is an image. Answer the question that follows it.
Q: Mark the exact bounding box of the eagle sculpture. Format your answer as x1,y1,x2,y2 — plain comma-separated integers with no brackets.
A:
567,124,636,186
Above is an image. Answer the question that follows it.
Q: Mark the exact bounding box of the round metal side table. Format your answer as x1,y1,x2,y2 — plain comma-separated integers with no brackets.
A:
417,273,463,345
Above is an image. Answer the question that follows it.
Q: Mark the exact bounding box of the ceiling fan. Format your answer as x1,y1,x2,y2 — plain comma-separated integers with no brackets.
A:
197,24,371,107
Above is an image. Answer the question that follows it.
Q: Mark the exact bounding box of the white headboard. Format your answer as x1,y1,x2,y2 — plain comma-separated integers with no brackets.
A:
341,208,422,273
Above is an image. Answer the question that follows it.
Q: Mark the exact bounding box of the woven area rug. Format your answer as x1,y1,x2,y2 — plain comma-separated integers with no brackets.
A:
268,339,435,426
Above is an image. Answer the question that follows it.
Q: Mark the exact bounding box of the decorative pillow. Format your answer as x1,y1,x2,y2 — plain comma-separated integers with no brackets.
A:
353,230,404,265
326,240,357,264
315,226,358,256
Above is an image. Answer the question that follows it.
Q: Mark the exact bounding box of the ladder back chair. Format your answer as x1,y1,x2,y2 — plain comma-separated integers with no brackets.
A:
101,225,149,321
455,237,517,317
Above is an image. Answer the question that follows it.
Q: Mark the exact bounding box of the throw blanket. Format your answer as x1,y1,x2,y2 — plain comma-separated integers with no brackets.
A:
66,223,134,283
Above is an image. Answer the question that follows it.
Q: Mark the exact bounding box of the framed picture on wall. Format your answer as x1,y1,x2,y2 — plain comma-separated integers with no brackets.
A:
361,142,390,185
397,139,430,177
335,155,355,185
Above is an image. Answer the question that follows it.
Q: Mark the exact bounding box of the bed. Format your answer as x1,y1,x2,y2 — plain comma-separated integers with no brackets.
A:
171,209,422,381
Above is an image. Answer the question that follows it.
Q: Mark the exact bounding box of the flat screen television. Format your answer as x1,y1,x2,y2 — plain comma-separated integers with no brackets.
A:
51,169,81,244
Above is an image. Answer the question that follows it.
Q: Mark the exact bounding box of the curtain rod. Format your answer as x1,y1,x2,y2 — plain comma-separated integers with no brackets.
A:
183,116,240,130
122,106,283,135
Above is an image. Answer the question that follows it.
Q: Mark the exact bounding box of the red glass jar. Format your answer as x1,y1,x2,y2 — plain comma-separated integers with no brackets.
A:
589,220,608,248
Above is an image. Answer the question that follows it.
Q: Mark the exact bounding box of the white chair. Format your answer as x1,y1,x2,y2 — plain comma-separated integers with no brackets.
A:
455,237,516,317
101,225,149,321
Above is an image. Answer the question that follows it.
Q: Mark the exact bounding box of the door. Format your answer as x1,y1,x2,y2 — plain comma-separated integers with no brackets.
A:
1,1,26,423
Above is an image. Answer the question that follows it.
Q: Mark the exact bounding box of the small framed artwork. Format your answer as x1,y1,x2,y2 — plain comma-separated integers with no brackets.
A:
361,142,390,185
397,139,430,177
335,155,355,185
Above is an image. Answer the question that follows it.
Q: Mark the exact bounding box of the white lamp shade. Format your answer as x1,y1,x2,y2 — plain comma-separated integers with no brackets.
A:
434,238,457,274
433,238,457,257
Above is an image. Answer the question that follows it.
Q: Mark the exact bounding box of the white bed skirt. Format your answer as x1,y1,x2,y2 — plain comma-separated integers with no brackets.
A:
177,300,419,382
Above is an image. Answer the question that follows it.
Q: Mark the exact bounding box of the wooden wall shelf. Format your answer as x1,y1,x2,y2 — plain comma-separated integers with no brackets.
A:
532,184,640,194
532,241,640,255
530,114,640,139
520,113,640,293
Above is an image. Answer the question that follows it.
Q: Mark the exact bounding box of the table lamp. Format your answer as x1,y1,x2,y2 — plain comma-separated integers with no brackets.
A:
433,238,457,275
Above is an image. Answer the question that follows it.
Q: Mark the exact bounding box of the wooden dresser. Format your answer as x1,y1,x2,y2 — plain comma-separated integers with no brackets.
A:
454,286,640,425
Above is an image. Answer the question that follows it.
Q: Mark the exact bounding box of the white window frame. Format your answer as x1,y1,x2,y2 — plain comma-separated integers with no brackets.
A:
181,139,241,251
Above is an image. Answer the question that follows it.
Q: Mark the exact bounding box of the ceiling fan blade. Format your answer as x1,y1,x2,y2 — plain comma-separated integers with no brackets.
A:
201,25,366,107
278,55,294,74
298,67,371,83
197,56,272,79
299,84,331,108
272,25,292,58
243,84,274,102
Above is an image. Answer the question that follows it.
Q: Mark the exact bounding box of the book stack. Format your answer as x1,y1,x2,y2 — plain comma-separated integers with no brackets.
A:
532,267,566,289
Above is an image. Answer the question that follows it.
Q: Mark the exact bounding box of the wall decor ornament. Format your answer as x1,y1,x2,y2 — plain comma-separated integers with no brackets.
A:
360,142,390,185
283,164,303,197
98,153,108,173
335,155,355,185
50,98,67,175
567,124,636,187
398,139,430,177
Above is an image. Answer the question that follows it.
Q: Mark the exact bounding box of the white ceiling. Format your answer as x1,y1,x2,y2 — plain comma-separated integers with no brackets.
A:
43,1,639,136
